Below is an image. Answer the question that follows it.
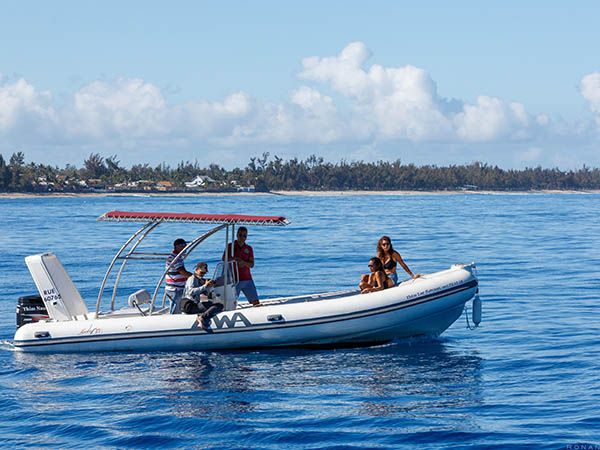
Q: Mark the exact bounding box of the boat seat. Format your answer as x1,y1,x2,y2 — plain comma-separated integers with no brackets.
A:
128,289,151,307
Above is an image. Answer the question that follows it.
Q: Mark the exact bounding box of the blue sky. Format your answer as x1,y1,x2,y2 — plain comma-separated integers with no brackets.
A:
1,1,599,169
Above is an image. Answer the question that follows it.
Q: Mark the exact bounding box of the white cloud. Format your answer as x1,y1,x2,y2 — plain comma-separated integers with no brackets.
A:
300,42,453,140
299,42,547,142
286,87,345,142
580,72,600,126
453,96,531,141
177,92,253,138
1,44,599,168
0,76,57,137
65,78,169,138
300,42,373,99
290,86,334,112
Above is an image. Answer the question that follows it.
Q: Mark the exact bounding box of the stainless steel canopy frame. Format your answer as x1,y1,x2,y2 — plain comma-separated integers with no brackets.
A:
94,211,290,318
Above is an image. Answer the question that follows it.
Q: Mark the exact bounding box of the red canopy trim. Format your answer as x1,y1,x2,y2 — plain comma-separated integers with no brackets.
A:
97,210,290,226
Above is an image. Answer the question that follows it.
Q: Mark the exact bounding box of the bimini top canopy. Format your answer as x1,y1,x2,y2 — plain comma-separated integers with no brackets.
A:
97,210,290,226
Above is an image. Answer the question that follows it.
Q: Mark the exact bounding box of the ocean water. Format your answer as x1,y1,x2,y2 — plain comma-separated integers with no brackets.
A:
0,193,599,449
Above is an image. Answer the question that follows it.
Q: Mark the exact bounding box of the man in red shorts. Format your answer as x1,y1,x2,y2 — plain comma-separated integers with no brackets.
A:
225,226,260,306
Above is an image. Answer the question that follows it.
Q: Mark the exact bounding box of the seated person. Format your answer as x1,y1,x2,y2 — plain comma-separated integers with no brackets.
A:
377,236,421,285
359,257,394,294
181,262,223,328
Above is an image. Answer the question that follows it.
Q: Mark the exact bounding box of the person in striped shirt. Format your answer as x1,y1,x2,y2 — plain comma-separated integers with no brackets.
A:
165,238,192,313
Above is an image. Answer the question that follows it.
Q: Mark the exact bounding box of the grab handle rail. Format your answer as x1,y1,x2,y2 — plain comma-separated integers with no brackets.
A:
95,221,157,318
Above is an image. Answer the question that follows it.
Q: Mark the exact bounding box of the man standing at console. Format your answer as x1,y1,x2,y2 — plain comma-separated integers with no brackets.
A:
166,238,192,313
226,226,260,306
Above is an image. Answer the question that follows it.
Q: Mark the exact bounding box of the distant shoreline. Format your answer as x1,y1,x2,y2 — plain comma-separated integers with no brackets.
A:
2,189,600,199
0,191,267,199
273,189,600,196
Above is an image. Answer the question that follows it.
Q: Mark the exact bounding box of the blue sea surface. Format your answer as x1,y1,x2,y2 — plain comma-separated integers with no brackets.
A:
0,193,599,449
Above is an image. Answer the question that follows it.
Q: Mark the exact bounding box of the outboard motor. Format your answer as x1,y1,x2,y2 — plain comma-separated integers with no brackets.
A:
16,294,49,329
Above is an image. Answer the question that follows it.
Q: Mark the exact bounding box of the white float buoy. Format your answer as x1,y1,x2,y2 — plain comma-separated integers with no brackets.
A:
472,294,482,326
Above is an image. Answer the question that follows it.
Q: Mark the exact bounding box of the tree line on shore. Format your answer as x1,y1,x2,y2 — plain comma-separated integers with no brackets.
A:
2,151,600,192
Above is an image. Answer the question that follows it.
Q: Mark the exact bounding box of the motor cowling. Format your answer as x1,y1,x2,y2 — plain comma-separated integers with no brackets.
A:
16,295,49,329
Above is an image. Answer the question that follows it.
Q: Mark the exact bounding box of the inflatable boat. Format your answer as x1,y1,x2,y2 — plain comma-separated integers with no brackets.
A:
12,211,480,353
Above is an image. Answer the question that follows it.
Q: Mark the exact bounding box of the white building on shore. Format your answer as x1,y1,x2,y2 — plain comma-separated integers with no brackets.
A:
185,175,217,188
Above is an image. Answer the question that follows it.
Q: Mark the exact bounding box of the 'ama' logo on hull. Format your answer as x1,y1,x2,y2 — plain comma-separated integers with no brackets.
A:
212,312,251,329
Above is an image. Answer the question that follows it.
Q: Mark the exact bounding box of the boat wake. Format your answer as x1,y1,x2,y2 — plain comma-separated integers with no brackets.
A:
0,340,17,352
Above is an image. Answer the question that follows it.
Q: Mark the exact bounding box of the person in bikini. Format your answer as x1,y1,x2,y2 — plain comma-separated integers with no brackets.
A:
359,257,394,294
377,236,421,285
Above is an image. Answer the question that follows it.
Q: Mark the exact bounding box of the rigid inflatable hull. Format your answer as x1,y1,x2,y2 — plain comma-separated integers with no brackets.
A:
13,265,478,353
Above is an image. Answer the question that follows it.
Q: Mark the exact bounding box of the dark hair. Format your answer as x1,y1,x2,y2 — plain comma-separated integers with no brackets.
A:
173,238,187,248
237,226,248,236
369,257,384,272
377,236,395,261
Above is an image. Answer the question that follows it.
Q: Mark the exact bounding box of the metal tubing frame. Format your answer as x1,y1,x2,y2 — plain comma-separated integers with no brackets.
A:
224,225,229,305
148,223,228,315
231,224,235,259
115,255,168,261
95,221,156,317
109,221,162,311
117,252,171,257
231,224,236,284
